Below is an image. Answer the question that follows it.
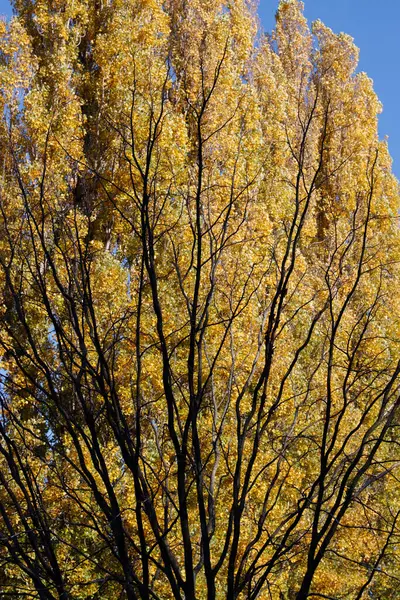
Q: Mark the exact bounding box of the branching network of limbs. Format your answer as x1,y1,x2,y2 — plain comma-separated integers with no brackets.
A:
1,2,400,599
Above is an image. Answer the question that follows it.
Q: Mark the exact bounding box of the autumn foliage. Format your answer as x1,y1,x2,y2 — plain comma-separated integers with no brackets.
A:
1,0,400,598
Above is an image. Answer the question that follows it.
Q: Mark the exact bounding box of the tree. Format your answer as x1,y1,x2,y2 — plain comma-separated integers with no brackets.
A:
1,0,400,598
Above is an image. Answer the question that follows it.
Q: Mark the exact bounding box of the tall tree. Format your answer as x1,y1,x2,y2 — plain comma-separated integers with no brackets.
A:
1,1,400,598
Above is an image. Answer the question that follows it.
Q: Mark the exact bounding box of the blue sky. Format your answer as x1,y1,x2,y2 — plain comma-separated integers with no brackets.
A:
0,0,399,176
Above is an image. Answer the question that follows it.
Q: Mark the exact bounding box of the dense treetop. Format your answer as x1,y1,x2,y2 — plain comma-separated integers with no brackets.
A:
1,1,400,598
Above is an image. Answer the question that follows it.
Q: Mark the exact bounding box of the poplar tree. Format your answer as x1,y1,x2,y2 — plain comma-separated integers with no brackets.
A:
1,1,400,598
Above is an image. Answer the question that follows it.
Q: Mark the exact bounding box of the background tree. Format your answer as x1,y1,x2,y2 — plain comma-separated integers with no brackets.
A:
1,1,400,598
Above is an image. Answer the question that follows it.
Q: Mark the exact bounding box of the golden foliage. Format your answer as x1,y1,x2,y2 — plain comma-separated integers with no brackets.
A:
1,1,400,598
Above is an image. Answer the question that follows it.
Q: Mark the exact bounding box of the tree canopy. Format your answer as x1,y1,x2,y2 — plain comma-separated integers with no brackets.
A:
1,1,400,598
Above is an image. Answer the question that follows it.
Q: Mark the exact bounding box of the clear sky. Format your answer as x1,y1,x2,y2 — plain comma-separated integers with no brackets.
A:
0,0,399,176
